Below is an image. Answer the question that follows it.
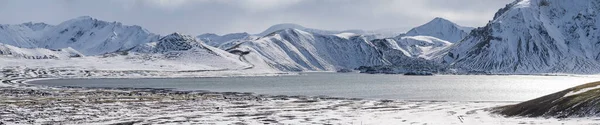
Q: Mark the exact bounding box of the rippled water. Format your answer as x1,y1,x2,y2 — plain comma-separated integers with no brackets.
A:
30,73,600,101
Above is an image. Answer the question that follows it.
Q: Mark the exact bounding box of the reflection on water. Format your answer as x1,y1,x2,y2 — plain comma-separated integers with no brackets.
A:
30,73,600,101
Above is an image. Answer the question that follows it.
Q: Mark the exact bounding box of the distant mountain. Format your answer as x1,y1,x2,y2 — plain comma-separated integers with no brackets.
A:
37,16,160,55
0,43,82,59
196,32,257,49
0,22,52,48
0,16,160,56
231,28,392,71
405,17,474,43
131,32,252,70
256,23,402,40
371,36,453,60
11,2,600,75
444,0,600,74
257,23,338,36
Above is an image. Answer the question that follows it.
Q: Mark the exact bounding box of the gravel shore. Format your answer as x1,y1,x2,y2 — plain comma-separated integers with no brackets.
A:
3,77,600,124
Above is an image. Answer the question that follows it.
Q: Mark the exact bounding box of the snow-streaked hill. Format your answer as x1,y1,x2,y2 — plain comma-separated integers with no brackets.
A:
405,17,474,43
232,29,391,71
0,16,159,56
0,22,52,48
371,36,453,60
444,0,600,74
0,43,82,59
257,23,402,40
196,32,257,49
257,23,337,36
131,32,252,70
0,32,273,78
37,16,160,55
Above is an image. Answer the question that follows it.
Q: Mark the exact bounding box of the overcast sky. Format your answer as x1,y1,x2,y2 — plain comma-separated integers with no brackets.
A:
0,0,513,35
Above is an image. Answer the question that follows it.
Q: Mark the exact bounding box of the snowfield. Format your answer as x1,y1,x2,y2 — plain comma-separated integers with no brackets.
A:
444,0,600,74
3,75,600,124
3,0,600,124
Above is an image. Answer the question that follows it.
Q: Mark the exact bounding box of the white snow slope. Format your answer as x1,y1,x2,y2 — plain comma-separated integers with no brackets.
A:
231,29,392,71
0,22,52,48
0,43,82,59
372,36,453,60
257,23,402,40
131,32,252,70
196,32,257,50
37,16,160,55
405,17,474,43
0,33,277,78
0,16,160,56
444,0,600,74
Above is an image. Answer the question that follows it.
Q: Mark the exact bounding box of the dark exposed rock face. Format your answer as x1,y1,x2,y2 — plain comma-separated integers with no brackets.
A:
495,81,600,118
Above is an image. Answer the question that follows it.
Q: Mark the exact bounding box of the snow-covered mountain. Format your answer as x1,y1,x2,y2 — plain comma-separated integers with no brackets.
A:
131,32,252,70
196,32,257,49
257,23,401,40
37,16,160,55
405,17,474,43
231,29,391,71
257,23,339,36
0,43,82,59
0,16,160,56
0,22,52,48
371,36,453,59
444,0,600,74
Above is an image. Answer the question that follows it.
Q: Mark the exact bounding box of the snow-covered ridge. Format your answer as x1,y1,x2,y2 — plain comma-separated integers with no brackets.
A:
0,16,160,56
372,36,453,59
405,17,474,43
196,32,257,49
231,28,391,71
129,32,253,70
0,43,82,59
444,0,600,74
257,23,402,40
37,16,160,55
0,23,50,48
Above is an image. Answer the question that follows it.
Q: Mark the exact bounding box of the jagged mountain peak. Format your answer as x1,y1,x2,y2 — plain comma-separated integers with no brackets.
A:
75,16,94,20
430,17,452,23
60,16,114,27
21,22,53,31
444,0,600,74
405,17,474,43
238,27,391,71
417,17,471,32
160,32,196,42
34,16,160,55
261,28,304,37
163,32,186,38
197,32,254,49
152,32,203,53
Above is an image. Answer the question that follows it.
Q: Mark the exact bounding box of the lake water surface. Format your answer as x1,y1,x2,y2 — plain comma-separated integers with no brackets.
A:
29,73,600,101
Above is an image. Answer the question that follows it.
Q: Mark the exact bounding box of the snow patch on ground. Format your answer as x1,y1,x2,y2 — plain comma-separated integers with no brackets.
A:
334,32,358,39
564,85,600,97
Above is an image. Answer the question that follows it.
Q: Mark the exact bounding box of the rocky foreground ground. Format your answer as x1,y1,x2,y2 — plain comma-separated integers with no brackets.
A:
3,77,600,124
496,81,600,118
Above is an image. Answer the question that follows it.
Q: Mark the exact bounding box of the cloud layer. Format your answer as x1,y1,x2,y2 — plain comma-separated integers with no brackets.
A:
0,0,513,35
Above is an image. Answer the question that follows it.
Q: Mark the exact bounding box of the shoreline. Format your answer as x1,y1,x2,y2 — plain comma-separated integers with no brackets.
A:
3,73,600,124
21,76,522,103
21,73,598,103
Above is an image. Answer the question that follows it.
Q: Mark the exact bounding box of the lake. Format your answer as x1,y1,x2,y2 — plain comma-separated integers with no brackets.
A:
29,73,600,101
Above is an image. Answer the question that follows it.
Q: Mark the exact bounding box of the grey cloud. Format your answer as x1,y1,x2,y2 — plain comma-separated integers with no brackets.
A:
0,0,513,35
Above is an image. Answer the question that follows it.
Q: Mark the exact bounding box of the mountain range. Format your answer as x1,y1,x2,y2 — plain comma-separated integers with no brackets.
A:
1,0,598,74
443,0,600,74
